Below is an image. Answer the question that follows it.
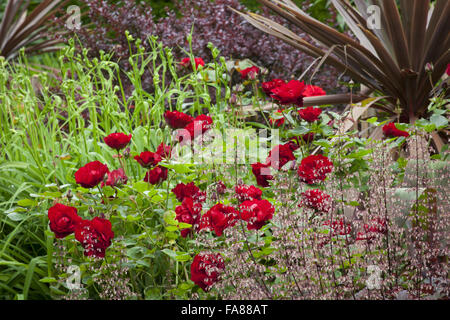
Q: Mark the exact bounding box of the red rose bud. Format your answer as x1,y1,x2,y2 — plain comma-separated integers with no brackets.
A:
75,161,109,188
235,184,262,202
251,162,273,187
239,199,275,230
164,110,194,129
298,106,322,123
297,155,333,185
303,85,326,97
172,182,206,203
74,217,114,258
261,79,285,96
144,166,168,185
104,133,132,150
48,203,82,239
199,203,239,236
175,197,202,237
446,63,450,76
382,123,409,138
156,142,172,159
270,79,305,107
269,110,285,128
134,151,162,168
180,57,205,69
266,143,296,170
240,66,260,80
102,168,128,188
190,252,225,292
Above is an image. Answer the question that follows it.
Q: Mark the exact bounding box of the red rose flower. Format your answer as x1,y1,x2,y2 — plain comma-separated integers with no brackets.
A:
175,197,202,237
134,151,162,168
164,110,194,129
240,66,260,80
182,114,213,142
261,79,285,96
382,123,410,138
235,184,262,202
251,162,273,187
270,80,305,107
199,203,239,236
156,142,172,159
144,166,168,185
180,57,205,69
298,155,333,185
299,189,332,213
104,133,132,150
172,182,206,203
266,143,296,170
102,168,128,187
269,110,285,127
75,161,109,188
298,106,322,123
239,199,275,230
48,203,82,239
303,85,326,97
74,217,114,258
190,252,225,292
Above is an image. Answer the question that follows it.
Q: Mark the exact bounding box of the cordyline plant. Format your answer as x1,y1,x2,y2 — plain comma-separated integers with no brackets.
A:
0,0,68,60
234,0,450,150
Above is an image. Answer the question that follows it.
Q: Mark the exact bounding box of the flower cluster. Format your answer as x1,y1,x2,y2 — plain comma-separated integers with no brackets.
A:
48,203,114,258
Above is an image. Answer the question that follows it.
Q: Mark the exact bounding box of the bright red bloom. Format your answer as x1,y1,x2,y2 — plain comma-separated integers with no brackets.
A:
298,106,322,122
300,189,332,213
75,161,109,188
182,114,213,141
266,143,296,170
235,184,262,202
251,162,273,187
303,85,326,97
172,182,206,203
175,197,202,238
382,123,410,138
180,57,205,69
446,63,450,76
144,166,168,185
239,199,275,230
240,66,260,80
190,252,225,292
74,217,114,258
48,203,82,239
164,110,194,129
104,133,132,150
156,142,172,159
270,80,305,107
134,151,162,168
102,168,128,188
297,155,333,185
269,110,285,127
261,79,285,96
199,203,239,236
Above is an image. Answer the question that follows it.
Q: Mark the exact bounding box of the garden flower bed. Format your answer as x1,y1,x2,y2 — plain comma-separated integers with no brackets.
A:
0,0,448,302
